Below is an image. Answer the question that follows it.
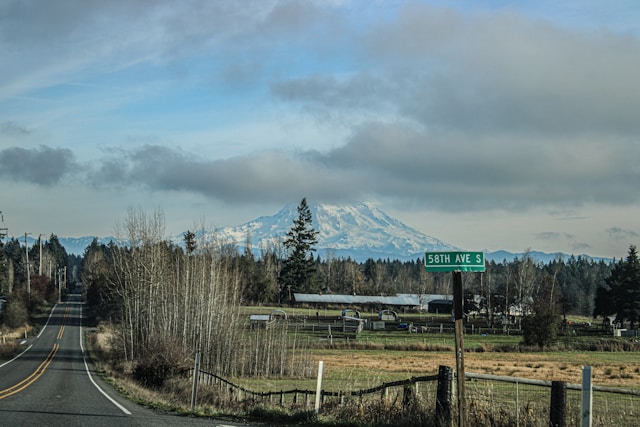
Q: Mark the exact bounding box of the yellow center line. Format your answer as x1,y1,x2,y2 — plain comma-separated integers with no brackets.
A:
0,343,59,399
0,304,69,400
56,305,70,340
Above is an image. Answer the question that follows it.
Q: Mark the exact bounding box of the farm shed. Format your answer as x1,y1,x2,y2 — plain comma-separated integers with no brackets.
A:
409,294,453,312
249,309,288,329
249,314,272,329
426,299,453,314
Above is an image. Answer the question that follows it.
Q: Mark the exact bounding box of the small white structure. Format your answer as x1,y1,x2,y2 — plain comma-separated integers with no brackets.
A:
249,309,288,329
378,309,398,321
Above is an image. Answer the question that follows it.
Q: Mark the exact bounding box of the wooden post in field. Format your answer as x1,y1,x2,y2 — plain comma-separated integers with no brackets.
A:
550,381,567,427
191,352,200,410
436,365,453,427
453,271,466,427
581,366,593,427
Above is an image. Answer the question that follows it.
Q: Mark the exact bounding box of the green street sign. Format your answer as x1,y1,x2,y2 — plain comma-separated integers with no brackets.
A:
425,251,486,272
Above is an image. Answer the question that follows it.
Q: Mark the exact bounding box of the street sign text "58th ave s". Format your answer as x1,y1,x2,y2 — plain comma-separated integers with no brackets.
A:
424,251,486,273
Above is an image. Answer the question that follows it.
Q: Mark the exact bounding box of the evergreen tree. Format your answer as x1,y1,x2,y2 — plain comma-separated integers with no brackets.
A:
278,198,319,301
183,230,197,254
0,239,8,295
594,245,640,328
4,238,25,291
82,238,117,323
43,234,68,269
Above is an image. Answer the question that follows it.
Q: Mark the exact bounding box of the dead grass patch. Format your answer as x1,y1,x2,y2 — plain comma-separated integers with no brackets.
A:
314,351,640,388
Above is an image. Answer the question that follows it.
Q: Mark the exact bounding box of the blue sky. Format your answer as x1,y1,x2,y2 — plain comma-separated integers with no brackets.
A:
1,0,639,258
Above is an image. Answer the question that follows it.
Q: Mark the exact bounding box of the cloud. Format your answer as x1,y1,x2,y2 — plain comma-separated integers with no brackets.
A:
535,231,591,254
272,4,640,136
0,0,277,98
4,1,640,227
88,144,364,204
607,227,640,241
536,232,575,241
1,121,31,137
0,145,76,185
84,120,640,213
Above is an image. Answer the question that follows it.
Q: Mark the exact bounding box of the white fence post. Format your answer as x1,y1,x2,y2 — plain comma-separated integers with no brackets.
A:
581,366,593,427
315,361,324,414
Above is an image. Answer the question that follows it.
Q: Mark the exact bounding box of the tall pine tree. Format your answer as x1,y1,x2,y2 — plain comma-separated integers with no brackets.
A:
594,245,640,329
278,198,319,301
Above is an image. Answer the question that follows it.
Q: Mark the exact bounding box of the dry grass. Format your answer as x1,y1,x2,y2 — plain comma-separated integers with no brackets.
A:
0,325,34,361
0,325,33,341
314,350,640,388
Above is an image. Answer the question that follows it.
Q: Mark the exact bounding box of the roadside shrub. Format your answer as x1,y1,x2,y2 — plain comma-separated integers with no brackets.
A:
1,296,28,329
247,405,316,424
329,390,433,427
0,340,19,360
133,335,190,388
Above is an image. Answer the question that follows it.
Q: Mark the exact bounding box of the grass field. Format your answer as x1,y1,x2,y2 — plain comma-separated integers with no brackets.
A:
231,346,640,394
235,306,640,393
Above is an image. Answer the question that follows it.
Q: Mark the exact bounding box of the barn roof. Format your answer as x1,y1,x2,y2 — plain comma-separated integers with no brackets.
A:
293,293,421,306
249,314,271,321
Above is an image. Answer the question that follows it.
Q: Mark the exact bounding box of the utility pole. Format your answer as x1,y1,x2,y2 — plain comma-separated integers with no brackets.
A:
0,211,7,240
24,232,31,295
38,234,43,276
57,267,62,303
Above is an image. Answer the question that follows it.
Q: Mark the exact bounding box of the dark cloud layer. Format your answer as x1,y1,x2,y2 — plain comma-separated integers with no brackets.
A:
0,145,76,185
83,126,639,213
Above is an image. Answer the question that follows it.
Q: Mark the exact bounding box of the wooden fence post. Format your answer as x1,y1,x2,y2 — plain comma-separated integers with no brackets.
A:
436,365,453,427
550,380,567,427
402,385,413,409
190,353,200,410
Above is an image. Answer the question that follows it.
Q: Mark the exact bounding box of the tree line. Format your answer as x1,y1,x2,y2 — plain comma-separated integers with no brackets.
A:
0,233,80,328
2,199,639,375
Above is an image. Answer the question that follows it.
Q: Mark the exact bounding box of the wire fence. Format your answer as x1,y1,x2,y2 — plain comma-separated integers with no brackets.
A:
190,366,640,426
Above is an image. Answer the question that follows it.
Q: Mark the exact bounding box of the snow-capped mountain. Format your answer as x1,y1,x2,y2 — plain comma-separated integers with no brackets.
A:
42,201,607,264
217,201,460,262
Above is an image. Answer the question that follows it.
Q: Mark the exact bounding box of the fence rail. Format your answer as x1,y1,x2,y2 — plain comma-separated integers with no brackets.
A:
189,367,640,426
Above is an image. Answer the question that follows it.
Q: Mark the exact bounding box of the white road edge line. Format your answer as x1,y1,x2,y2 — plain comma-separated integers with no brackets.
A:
79,304,132,415
0,303,59,368
37,303,57,338
0,344,33,369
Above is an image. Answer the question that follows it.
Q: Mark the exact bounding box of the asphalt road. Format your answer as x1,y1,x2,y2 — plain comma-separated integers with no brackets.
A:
0,295,256,427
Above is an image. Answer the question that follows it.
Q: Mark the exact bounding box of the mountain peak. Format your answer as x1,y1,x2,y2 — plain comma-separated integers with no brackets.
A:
218,201,459,261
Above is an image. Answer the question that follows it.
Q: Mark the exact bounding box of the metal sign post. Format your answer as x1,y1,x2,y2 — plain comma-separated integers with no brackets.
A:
425,251,485,427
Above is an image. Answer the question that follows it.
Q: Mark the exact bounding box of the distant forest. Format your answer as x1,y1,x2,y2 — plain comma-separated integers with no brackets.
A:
242,248,613,318
0,233,614,318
